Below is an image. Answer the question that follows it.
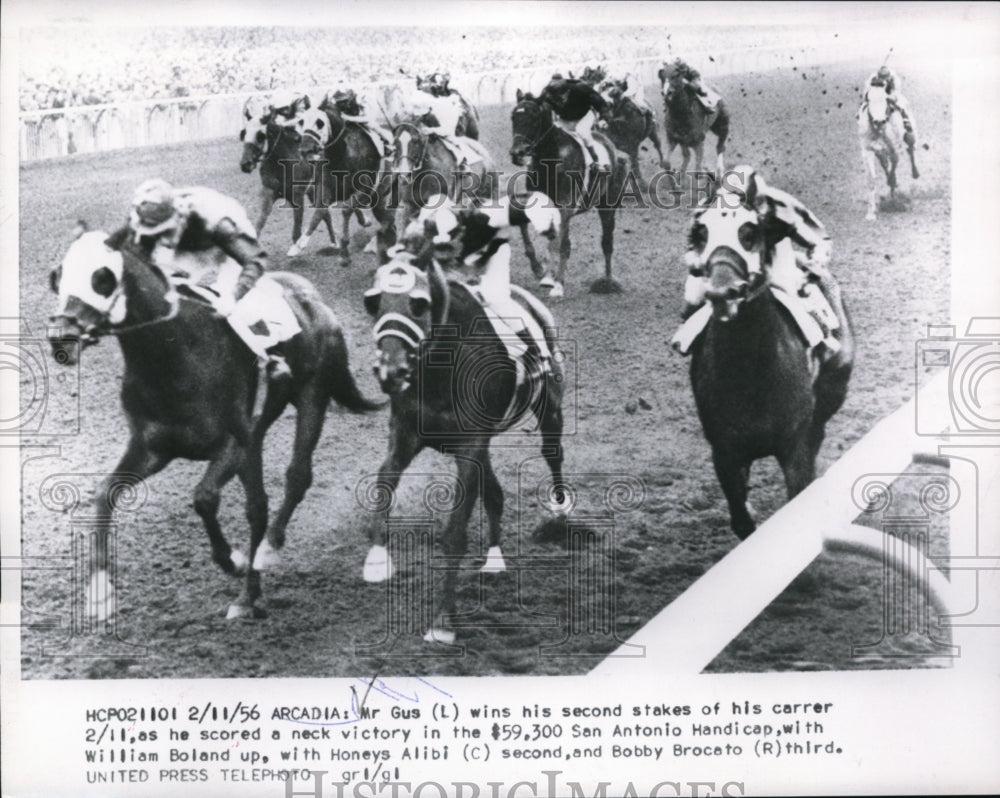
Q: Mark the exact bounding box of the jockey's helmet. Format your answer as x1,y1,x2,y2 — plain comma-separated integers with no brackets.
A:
877,65,892,80
131,178,178,237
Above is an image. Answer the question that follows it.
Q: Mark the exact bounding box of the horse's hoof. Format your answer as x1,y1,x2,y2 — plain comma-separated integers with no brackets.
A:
253,540,281,571
362,545,394,583
481,546,506,574
549,283,564,299
363,237,378,254
229,549,249,575
85,572,116,623
539,274,556,289
423,627,456,645
338,256,351,269
226,602,266,620
865,212,877,222
286,244,301,257
589,277,623,295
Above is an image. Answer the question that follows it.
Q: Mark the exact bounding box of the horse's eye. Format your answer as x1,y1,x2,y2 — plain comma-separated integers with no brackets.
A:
255,130,266,144
91,266,118,298
410,297,429,318
49,266,62,294
690,222,708,251
737,222,760,251
239,129,246,141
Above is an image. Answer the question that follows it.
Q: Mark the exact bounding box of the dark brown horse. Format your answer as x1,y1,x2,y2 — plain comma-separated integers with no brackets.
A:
688,204,854,538
601,80,665,189
239,98,337,257
47,229,382,620
658,68,730,179
510,89,631,298
360,257,569,643
293,107,397,266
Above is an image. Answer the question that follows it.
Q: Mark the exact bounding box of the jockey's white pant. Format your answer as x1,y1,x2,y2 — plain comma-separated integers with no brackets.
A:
553,111,609,168
474,243,552,361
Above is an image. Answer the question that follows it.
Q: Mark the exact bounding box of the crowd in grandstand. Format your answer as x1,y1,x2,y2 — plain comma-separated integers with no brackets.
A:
19,24,809,112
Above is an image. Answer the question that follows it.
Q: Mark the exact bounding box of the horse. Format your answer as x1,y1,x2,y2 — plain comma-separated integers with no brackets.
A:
47,229,383,621
687,203,854,539
239,98,337,257
510,89,630,298
858,84,917,221
292,107,397,266
390,121,498,230
600,79,665,189
658,68,730,180
360,257,569,643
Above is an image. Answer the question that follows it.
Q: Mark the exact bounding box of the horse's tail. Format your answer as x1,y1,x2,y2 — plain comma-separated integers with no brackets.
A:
327,333,386,413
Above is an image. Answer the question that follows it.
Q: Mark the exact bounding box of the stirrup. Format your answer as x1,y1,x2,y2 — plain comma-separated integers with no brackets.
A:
266,353,291,379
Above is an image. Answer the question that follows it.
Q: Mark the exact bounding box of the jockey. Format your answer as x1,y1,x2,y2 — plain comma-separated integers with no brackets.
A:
675,164,841,360
412,193,560,377
114,178,297,377
663,58,719,112
324,84,394,156
600,68,655,115
538,75,612,171
865,65,917,143
579,62,608,87
417,70,453,98
396,84,483,167
268,89,311,125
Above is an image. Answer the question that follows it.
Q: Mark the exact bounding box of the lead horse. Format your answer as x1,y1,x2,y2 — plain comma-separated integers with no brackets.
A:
360,257,569,643
47,229,382,620
688,204,854,539
510,89,630,297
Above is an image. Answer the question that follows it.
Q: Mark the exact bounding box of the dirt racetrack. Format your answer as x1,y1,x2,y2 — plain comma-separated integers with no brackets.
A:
19,55,953,678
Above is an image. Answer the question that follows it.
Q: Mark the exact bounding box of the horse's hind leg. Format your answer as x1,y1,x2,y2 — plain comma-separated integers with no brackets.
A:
227,443,270,619
712,450,755,539
288,207,328,257
87,439,171,622
254,188,276,236
338,207,353,268
480,453,506,573
257,381,332,570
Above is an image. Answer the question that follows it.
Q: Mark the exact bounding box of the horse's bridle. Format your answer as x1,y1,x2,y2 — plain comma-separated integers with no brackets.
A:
50,252,185,343
511,100,553,160
393,123,427,171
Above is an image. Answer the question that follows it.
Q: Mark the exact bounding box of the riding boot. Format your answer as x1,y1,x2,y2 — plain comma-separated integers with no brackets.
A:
516,329,549,381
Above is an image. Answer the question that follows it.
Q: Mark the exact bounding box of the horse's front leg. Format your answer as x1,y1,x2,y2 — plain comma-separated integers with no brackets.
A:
425,451,485,644
193,438,248,584
862,149,879,221
228,439,271,619
362,418,425,583
664,139,678,173
338,206,352,268
372,195,397,266
254,187,277,236
519,223,547,281
711,449,755,540
548,208,574,299
88,438,172,622
589,207,621,294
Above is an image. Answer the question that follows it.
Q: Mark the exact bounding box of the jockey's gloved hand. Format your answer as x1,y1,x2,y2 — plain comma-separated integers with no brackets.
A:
903,129,916,147
234,273,258,301
215,293,236,318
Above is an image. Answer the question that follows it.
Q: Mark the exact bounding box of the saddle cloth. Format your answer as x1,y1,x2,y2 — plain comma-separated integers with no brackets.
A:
435,134,489,168
169,256,301,346
458,279,552,433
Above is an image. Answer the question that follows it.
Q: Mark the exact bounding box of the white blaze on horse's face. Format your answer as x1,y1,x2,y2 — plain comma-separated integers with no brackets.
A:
394,127,414,173
55,231,127,324
696,204,763,320
295,108,330,160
